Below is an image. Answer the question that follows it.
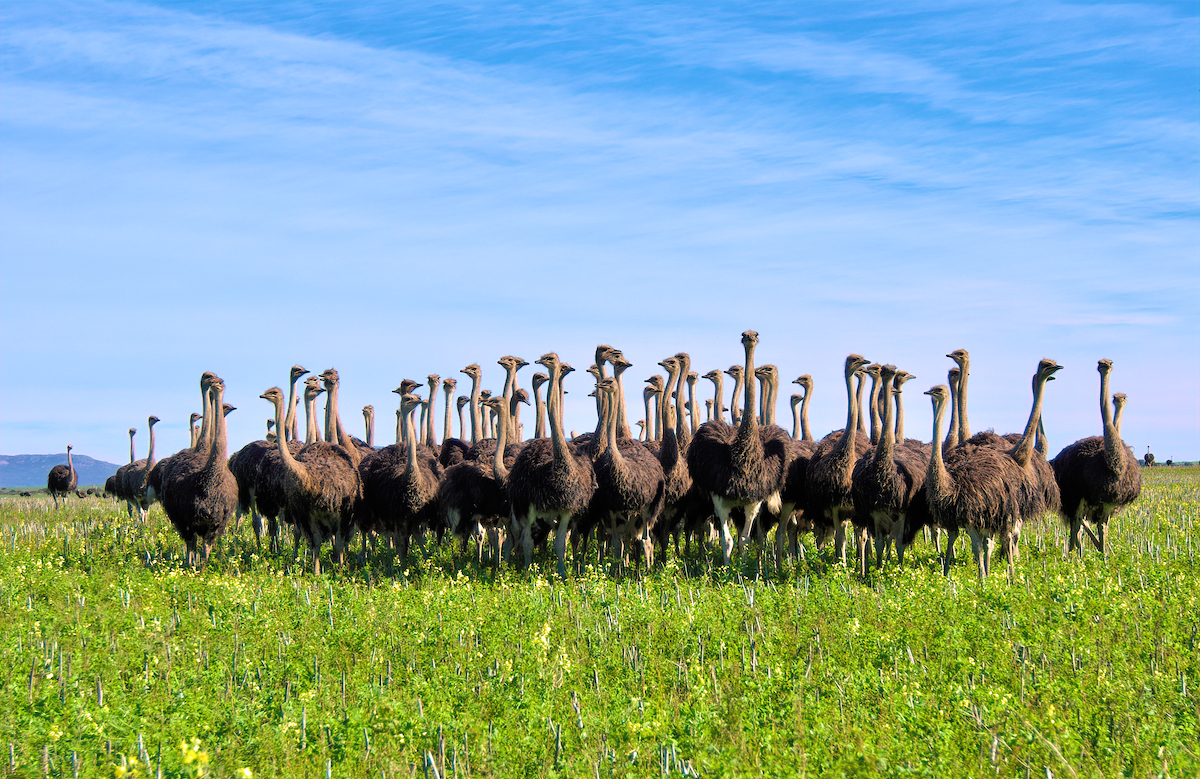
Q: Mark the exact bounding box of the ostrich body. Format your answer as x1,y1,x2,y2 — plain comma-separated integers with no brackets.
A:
121,415,161,520
254,377,320,553
593,377,665,571
687,331,784,565
805,355,872,563
851,366,927,573
161,375,238,567
1051,359,1141,557
507,353,596,576
261,376,361,575
47,445,77,508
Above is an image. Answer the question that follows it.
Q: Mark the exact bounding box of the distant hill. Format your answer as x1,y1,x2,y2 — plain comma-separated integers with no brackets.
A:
0,454,122,488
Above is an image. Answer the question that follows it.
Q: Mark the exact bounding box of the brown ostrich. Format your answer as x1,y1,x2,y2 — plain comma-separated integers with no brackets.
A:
121,415,161,520
260,374,361,574
805,355,873,564
507,353,596,576
1051,359,1141,558
47,444,77,508
687,331,786,565
161,374,238,567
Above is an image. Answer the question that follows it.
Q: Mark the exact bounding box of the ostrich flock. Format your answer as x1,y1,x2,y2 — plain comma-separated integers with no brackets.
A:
61,332,1141,580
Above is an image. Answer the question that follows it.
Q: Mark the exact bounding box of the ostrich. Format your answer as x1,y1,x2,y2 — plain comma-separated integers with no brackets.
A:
121,415,161,521
111,428,138,512
774,383,820,565
260,382,360,575
438,365,481,468
497,356,529,441
687,331,786,565
748,364,795,549
1051,359,1142,558
255,377,322,555
47,444,77,508
161,374,238,567
944,367,961,450
644,375,665,443
648,356,693,556
851,365,928,573
806,355,873,564
704,398,713,423
507,353,596,577
438,394,520,566
593,377,665,571
947,350,972,444
231,366,308,550
926,359,1062,580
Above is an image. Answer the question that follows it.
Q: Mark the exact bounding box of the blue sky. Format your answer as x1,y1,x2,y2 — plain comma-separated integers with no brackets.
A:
2,0,1197,466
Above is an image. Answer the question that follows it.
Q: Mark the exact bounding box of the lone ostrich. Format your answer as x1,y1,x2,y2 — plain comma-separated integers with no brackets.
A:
1051,359,1141,558
507,352,596,576
687,331,785,565
47,444,77,508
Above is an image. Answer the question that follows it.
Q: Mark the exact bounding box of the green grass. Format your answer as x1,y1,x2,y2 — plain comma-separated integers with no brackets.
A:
1,469,1197,778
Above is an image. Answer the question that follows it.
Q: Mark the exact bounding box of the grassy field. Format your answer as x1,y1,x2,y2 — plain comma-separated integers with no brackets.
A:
1,468,1197,778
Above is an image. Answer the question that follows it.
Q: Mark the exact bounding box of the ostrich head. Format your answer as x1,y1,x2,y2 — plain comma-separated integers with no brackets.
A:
741,330,759,348
460,364,482,382
442,377,457,393
793,374,813,393
290,365,309,382
646,375,665,392
893,370,915,389
531,372,548,390
1097,358,1113,375
260,387,285,404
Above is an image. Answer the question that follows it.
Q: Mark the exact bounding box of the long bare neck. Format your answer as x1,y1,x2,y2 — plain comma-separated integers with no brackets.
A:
834,367,860,461
868,375,882,444
729,371,744,425
147,421,157,467
1099,368,1123,471
395,407,403,445
491,404,510,483
874,378,897,466
128,432,136,464
190,417,199,448
613,369,632,441
419,402,429,446
603,388,622,464
195,382,213,452
469,373,481,445
957,358,971,442
364,409,374,448
926,393,952,503
404,405,420,477
284,375,301,442
894,388,906,443
457,402,467,441
946,371,960,449
208,385,229,465
1008,369,1051,468
594,386,612,456
270,395,306,479
534,385,546,439
763,373,778,428
547,363,571,464
686,376,699,436
67,447,74,475
324,384,336,445
1112,397,1126,438
734,342,759,447
443,386,455,444
791,397,801,439
642,391,654,442
711,374,725,424
854,373,867,438
306,392,322,444
800,388,813,442
426,383,438,447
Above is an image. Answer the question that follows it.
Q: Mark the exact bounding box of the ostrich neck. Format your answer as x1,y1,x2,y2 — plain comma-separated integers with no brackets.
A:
729,372,744,425
457,404,467,441
957,359,971,442
791,398,801,439
1008,370,1051,468
926,395,953,506
1099,369,1123,472
874,382,896,468
67,447,74,475
868,376,882,444
128,432,137,464
533,385,547,439
270,395,308,483
395,407,403,445
190,418,199,448
686,377,699,436
857,375,869,437
426,384,438,447
418,402,428,446
642,391,654,442
800,388,813,442
604,389,623,467
147,421,157,468
765,374,779,428
492,405,510,484
894,389,906,443
404,406,420,478
208,385,229,466
711,374,725,424
946,373,960,449
833,368,861,464
547,363,572,465
305,393,322,444
613,369,632,441
1112,399,1126,438
1035,416,1049,458
733,341,760,455
365,410,374,449
469,373,481,445
443,387,454,444
284,375,301,442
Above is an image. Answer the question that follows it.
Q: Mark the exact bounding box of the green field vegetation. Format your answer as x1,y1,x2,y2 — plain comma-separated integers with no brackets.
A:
1,469,1197,778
